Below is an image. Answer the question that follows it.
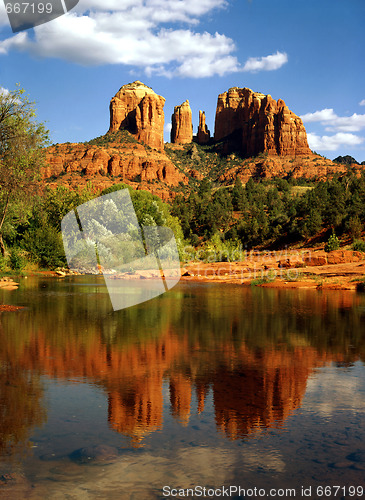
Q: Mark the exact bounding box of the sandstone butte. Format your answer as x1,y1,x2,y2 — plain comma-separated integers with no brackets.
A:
109,81,165,151
43,81,363,198
170,100,193,144
214,86,311,157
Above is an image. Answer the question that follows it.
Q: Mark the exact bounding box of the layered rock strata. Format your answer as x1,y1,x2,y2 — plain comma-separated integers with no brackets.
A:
170,100,193,144
44,140,188,199
108,81,165,151
214,87,312,156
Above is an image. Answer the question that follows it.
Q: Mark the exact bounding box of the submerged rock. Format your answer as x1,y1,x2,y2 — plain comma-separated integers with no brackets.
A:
347,451,365,463
69,444,119,465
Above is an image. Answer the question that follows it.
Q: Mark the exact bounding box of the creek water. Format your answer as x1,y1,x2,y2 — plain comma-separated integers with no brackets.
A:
0,276,365,499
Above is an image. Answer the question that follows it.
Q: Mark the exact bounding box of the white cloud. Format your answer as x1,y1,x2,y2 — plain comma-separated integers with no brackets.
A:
0,1,287,78
300,108,337,122
0,2,8,26
0,86,9,96
307,132,364,151
74,0,228,24
164,123,172,134
242,51,288,72
359,99,365,106
301,108,365,133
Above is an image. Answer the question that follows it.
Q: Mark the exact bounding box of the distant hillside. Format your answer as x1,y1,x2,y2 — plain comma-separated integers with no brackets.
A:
333,155,365,166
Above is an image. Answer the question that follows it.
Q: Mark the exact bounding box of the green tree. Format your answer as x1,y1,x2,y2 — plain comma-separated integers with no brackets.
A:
0,86,49,255
347,215,363,241
212,188,233,231
302,208,323,237
21,225,66,269
41,184,95,230
232,177,247,211
325,180,346,227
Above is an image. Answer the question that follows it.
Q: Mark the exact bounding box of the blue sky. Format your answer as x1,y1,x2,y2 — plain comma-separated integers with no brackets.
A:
0,0,364,161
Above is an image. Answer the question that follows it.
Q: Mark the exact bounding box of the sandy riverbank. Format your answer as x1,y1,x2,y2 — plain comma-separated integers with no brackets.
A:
181,249,365,291
2,249,364,292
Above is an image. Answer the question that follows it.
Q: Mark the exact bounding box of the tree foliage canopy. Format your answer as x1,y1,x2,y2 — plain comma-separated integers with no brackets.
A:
0,85,49,255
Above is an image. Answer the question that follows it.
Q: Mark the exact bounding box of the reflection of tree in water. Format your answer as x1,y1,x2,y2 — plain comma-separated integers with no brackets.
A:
1,280,365,450
0,329,46,456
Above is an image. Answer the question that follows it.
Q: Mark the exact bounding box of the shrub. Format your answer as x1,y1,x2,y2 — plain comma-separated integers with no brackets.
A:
0,255,8,272
324,232,340,252
250,276,273,286
9,248,27,271
190,234,200,247
347,215,363,241
352,239,365,252
200,234,244,262
22,225,66,269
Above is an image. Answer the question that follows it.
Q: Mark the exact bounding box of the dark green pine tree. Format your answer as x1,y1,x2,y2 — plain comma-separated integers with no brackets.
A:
302,208,323,237
232,177,247,211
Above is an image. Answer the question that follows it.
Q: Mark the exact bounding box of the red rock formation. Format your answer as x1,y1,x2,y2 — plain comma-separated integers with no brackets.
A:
303,250,364,266
217,154,351,186
214,87,245,143
197,110,210,144
214,87,312,157
44,139,188,200
42,83,361,197
108,81,165,151
171,100,193,144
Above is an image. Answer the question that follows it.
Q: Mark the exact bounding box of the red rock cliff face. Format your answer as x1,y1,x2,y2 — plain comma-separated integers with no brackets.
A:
214,87,312,157
44,140,188,200
170,100,193,144
109,81,165,151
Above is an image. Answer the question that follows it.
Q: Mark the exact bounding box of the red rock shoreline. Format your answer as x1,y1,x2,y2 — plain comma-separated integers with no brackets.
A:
181,250,365,291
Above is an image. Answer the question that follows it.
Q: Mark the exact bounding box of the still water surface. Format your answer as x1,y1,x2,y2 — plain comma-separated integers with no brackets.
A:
0,277,365,499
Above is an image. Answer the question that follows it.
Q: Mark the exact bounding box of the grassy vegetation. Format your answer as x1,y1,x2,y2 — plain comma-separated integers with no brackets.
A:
83,130,139,147
165,141,246,184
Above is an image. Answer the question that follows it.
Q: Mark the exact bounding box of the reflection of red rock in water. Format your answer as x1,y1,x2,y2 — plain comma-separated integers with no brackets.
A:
195,379,211,414
169,373,192,426
108,374,163,447
0,360,46,455
212,363,305,439
7,324,353,446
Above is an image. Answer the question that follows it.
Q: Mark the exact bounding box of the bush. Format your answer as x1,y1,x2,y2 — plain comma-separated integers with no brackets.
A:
347,215,363,241
9,248,27,271
352,239,365,252
324,232,340,252
190,233,200,247
0,255,8,271
22,225,66,269
199,233,243,262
